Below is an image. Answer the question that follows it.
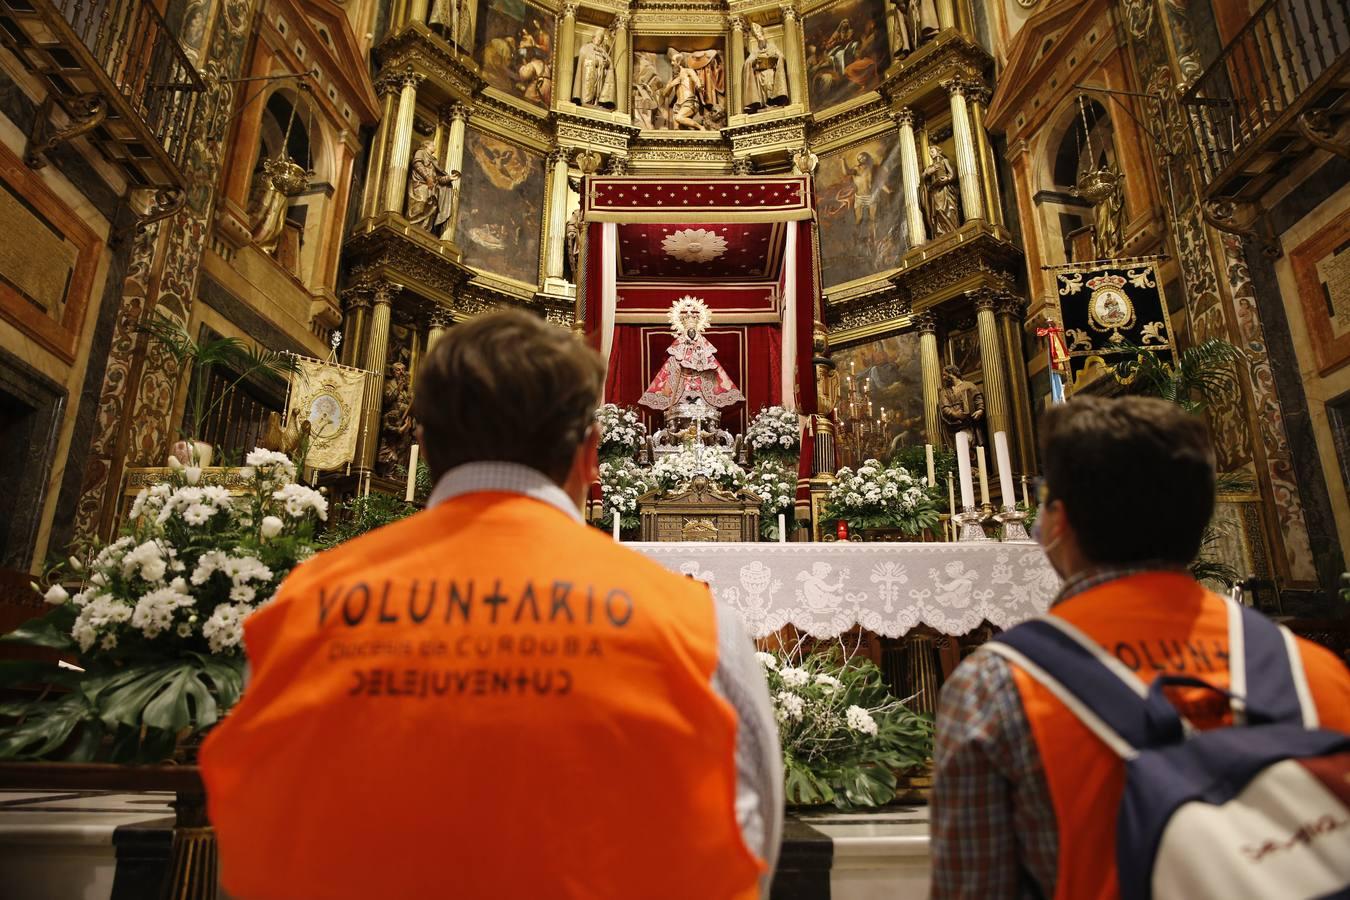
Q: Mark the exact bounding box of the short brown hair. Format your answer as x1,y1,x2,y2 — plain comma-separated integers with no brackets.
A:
1039,396,1215,566
412,309,605,483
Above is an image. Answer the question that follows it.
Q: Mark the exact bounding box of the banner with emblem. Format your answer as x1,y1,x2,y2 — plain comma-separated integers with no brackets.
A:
283,355,371,471
1048,256,1177,389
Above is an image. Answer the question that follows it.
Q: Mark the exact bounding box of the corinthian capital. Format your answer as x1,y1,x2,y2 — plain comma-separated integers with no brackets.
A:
728,14,746,33
560,2,577,18
893,107,920,129
970,288,997,313
914,311,938,335
943,79,967,99
444,102,471,124
781,5,800,23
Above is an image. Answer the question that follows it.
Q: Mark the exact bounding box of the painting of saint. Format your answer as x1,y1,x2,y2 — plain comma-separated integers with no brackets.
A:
477,0,554,107
454,129,544,285
632,43,727,131
803,0,890,110
816,135,905,287
832,331,925,468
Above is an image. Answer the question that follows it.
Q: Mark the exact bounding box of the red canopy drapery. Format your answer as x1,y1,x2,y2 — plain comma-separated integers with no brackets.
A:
579,175,819,505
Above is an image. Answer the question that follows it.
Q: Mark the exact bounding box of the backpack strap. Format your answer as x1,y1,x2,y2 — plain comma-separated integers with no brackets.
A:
989,616,1154,760
1227,597,1318,728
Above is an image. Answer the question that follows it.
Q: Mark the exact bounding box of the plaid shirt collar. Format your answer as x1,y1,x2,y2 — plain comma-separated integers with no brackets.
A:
1052,561,1190,607
426,461,582,523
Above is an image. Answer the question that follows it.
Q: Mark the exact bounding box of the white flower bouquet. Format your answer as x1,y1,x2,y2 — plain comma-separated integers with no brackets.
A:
596,403,645,462
3,449,324,763
747,458,797,539
649,444,747,493
597,458,654,531
823,459,941,536
760,646,932,808
745,406,800,461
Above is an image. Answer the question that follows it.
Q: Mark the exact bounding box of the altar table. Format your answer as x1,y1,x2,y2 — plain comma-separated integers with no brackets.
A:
631,542,1059,639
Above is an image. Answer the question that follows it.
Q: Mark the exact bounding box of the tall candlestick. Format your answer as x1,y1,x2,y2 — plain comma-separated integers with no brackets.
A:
993,432,1015,511
1022,474,1031,509
955,431,975,510
612,512,621,541
925,444,936,488
778,513,787,543
405,444,420,502
976,445,990,507
947,471,956,519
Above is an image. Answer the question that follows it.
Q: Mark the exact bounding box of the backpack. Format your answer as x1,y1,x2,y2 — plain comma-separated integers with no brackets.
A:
987,599,1350,900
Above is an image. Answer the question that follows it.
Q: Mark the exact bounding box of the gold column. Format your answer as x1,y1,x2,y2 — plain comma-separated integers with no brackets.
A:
974,291,1011,442
544,148,571,280
729,16,746,116
997,296,1036,474
408,0,428,25
917,312,943,446
364,76,398,220
427,308,452,350
391,0,408,31
408,320,424,401
781,5,805,107
895,108,927,246
359,282,400,470
968,84,1003,229
613,14,631,117
341,291,370,367
935,0,954,30
439,103,470,240
945,79,983,222
384,71,424,215
555,4,578,110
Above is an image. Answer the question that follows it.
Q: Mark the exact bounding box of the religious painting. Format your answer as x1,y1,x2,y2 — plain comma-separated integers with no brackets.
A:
454,129,544,285
803,0,889,111
632,41,728,131
476,0,554,107
946,326,979,378
816,134,905,288
831,331,925,469
1290,206,1350,375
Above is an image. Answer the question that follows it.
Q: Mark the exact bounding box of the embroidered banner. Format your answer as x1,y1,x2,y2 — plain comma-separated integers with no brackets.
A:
1049,257,1177,387
284,356,370,471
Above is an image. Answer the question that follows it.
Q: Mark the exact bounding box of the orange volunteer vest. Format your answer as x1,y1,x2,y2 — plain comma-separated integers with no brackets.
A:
1009,572,1350,900
200,492,763,900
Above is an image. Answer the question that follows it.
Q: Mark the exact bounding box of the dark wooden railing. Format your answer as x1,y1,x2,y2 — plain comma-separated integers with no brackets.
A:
1181,0,1348,191
44,0,206,171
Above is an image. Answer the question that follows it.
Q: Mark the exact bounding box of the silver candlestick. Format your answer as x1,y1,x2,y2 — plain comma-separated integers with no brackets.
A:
955,506,993,542
995,506,1033,542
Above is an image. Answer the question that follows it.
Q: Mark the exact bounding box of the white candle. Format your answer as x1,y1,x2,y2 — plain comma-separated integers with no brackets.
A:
1022,474,1032,509
405,444,419,502
947,472,956,518
778,513,787,543
612,512,621,541
925,444,936,488
976,445,990,507
994,432,1015,511
955,431,975,510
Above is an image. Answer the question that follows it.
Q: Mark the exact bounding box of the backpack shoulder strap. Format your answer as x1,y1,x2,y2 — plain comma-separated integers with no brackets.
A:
989,615,1155,759
1227,598,1318,728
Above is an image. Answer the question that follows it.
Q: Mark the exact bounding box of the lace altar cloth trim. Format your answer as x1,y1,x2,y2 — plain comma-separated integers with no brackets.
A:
631,542,1059,638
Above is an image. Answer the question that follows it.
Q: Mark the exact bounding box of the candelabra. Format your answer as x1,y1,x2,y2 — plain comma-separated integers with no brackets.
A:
837,367,893,466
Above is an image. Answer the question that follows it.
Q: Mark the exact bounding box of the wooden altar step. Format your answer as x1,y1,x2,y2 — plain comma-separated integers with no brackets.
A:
0,789,933,900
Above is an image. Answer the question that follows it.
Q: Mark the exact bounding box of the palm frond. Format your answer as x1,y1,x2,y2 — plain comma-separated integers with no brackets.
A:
1111,339,1244,414
1190,520,1244,588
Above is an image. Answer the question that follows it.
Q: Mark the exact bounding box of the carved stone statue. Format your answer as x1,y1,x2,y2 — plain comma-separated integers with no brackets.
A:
742,23,789,112
661,49,726,130
429,0,474,49
888,0,938,57
406,139,459,233
376,360,414,477
791,146,819,177
939,364,985,445
572,27,617,109
922,144,961,237
1092,165,1124,258
564,206,583,282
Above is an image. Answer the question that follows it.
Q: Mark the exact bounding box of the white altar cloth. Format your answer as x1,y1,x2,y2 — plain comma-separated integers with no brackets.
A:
631,542,1060,638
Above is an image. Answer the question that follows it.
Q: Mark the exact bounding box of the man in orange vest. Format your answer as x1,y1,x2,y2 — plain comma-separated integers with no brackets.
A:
200,309,782,899
929,396,1350,899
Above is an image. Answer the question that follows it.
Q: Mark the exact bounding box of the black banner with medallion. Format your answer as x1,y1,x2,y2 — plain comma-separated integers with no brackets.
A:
1049,257,1176,388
